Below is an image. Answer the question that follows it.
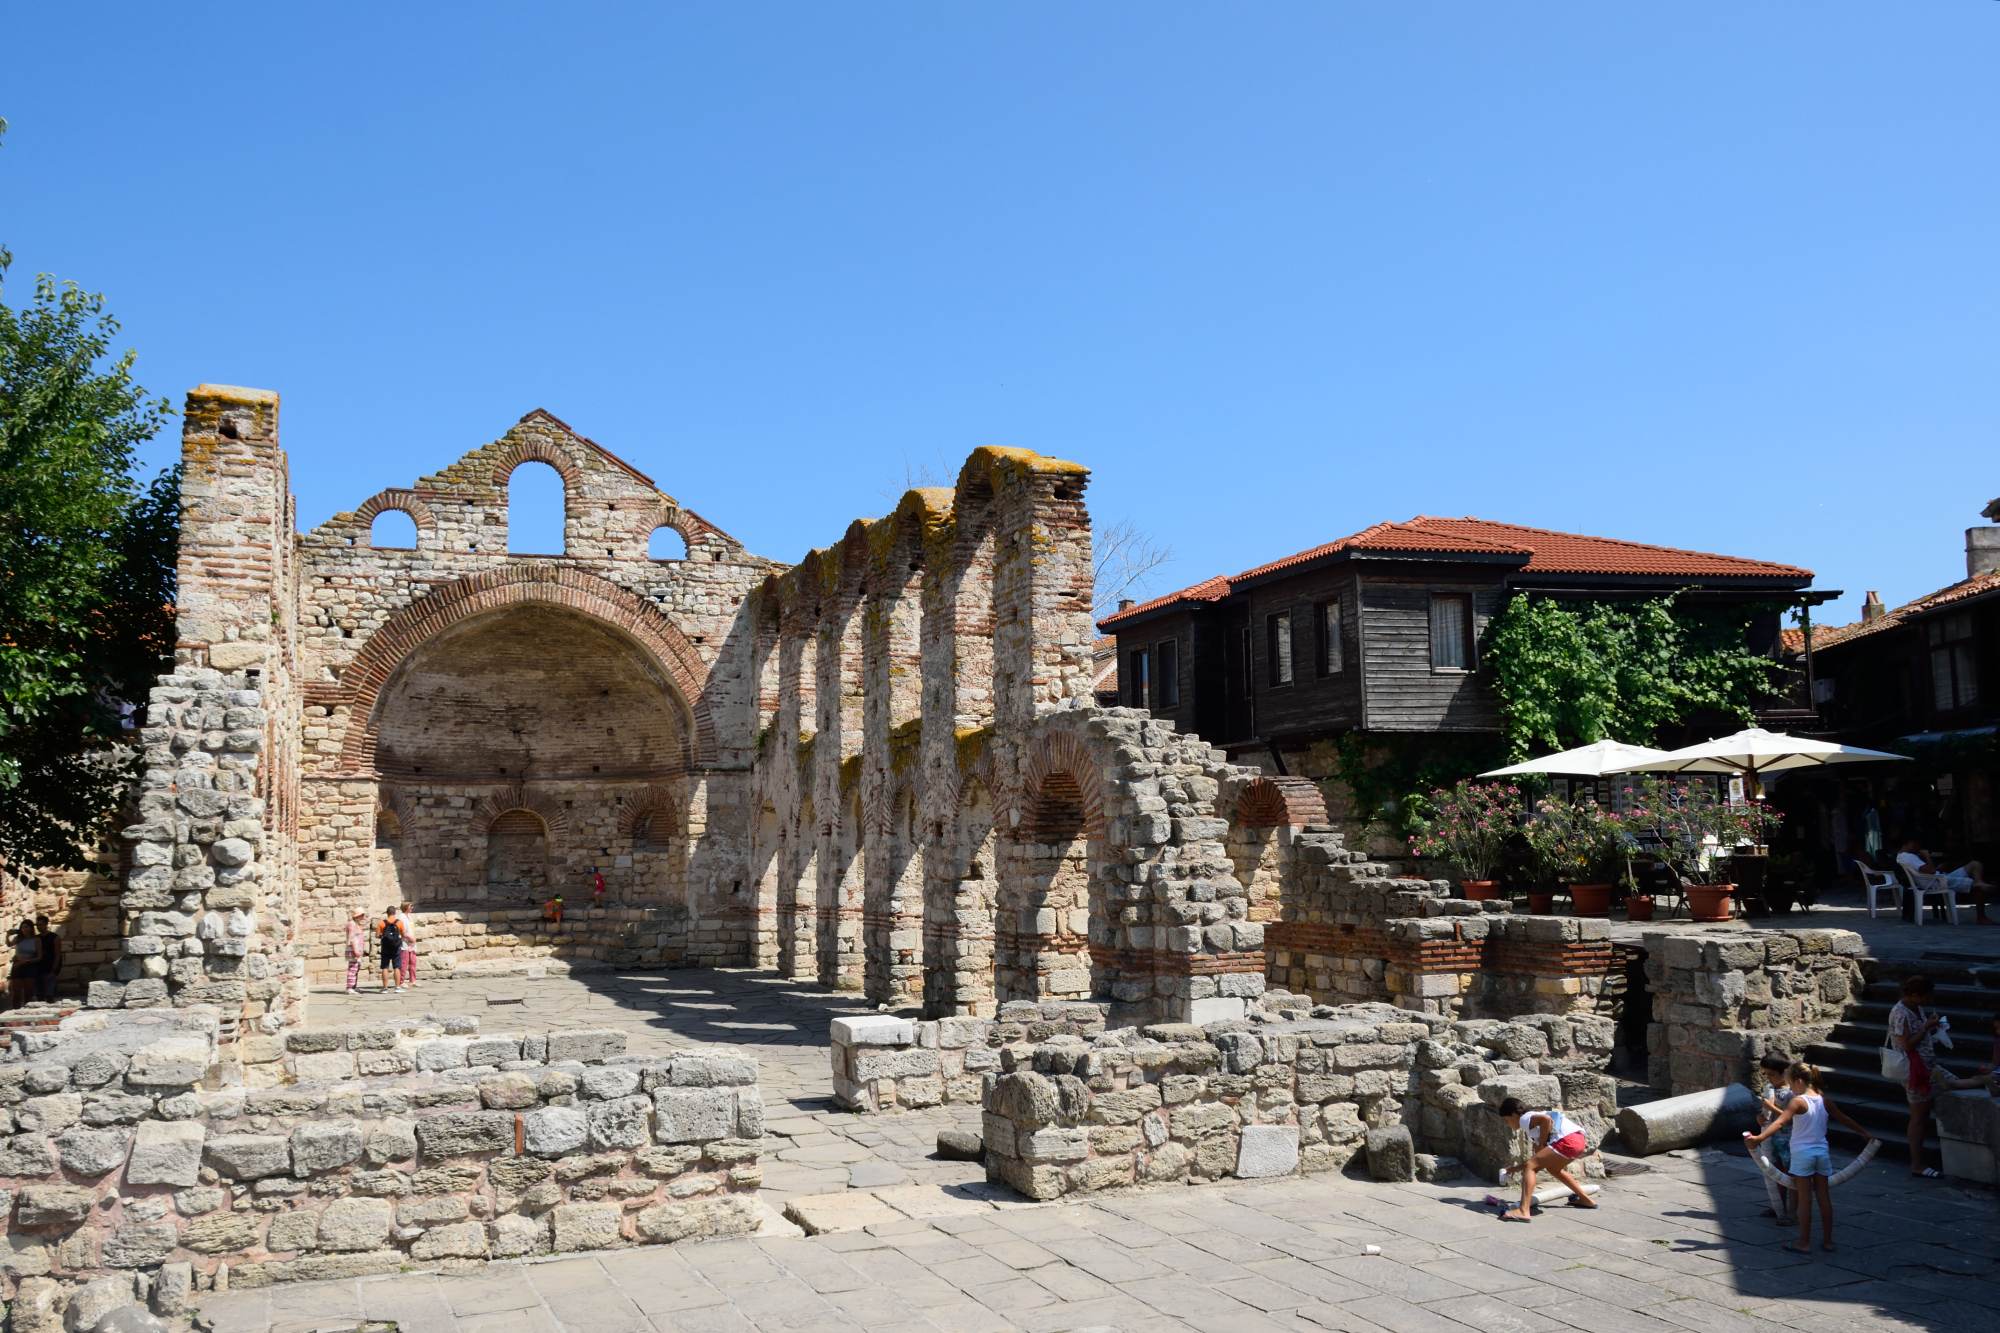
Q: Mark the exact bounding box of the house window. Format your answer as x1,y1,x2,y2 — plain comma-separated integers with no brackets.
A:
1268,612,1293,686
1316,599,1343,676
1928,615,1978,712
1430,593,1473,671
1126,648,1150,708
1157,639,1179,708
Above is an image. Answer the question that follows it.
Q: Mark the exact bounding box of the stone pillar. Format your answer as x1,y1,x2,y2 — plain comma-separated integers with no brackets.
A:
117,387,305,1047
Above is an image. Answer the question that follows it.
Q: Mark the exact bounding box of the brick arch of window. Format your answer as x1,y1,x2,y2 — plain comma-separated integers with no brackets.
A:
617,786,682,848
493,438,585,493
1232,776,1328,830
331,566,717,775
353,491,437,548
469,786,571,837
1013,730,1106,842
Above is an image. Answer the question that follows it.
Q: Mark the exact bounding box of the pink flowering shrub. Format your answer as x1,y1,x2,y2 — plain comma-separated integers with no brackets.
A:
1617,775,1774,886
1407,780,1521,882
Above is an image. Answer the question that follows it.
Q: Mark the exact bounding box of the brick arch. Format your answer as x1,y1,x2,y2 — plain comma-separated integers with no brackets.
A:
494,435,584,491
1232,775,1328,830
1014,729,1107,841
333,564,715,775
617,784,683,840
469,785,572,837
643,500,731,553
354,489,437,532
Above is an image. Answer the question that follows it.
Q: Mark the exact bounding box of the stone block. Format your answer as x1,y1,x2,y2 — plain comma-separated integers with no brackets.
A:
1,1235,51,1280
363,1120,418,1165
1365,1125,1416,1182
264,1210,320,1253
491,1213,548,1257
413,1111,514,1157
55,1127,132,1177
63,1274,135,1333
203,1132,289,1181
317,1196,395,1251
1236,1124,1300,1178
181,1213,259,1254
851,1047,940,1081
18,1184,98,1226
653,1087,733,1143
412,1220,489,1259
546,1030,627,1063
589,1095,653,1150
465,1037,522,1067
1020,1127,1088,1162
581,1067,642,1100
478,1072,540,1109
552,1202,623,1251
294,1050,357,1082
524,1106,589,1157
154,1262,193,1317
291,1121,364,1175
414,1040,468,1071
830,1015,914,1046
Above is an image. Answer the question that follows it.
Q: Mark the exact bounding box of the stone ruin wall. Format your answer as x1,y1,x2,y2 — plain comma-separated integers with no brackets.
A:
1641,927,1864,1095
0,1007,764,1326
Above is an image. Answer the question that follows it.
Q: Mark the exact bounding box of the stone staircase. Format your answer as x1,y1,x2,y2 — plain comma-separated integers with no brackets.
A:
1806,952,2000,1165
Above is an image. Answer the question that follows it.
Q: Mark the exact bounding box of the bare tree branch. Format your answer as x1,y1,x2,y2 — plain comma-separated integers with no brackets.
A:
876,450,958,503
1093,518,1175,622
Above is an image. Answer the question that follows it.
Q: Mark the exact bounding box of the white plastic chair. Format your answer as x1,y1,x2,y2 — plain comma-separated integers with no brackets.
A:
1904,868,1962,926
1861,866,1902,919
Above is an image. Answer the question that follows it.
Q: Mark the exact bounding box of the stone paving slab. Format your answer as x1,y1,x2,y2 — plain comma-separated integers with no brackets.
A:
192,1144,1998,1333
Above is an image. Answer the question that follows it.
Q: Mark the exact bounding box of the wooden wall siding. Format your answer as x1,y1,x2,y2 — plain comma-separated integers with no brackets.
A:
1359,577,1504,732
1236,568,1366,743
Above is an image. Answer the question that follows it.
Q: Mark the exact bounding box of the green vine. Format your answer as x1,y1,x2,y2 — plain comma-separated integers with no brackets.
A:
1483,593,1777,763
1326,732,1508,841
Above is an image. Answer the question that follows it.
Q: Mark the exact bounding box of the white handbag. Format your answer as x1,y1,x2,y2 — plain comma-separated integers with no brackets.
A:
1881,1008,1914,1083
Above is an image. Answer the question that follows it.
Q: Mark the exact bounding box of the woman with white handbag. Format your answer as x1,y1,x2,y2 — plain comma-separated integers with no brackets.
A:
1888,974,1991,1178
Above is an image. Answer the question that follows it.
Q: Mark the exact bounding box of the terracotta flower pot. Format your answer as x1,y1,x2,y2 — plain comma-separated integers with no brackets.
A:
1568,883,1613,918
1460,880,1498,901
1526,892,1555,915
1625,896,1655,922
1687,885,1734,922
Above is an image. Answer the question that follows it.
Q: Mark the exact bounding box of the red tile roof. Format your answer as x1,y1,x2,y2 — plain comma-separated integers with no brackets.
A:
1099,517,1812,630
1803,571,2000,653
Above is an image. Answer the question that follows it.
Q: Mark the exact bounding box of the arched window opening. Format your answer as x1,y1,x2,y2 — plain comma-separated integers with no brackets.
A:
370,509,418,549
1022,772,1085,844
375,806,404,848
507,461,567,555
634,808,676,851
648,525,689,561
486,808,549,893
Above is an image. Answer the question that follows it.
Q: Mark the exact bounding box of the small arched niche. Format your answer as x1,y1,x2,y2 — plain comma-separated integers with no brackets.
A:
486,808,550,893
370,509,418,549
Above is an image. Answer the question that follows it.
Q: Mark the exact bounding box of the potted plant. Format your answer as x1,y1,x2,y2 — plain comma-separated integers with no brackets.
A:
1524,796,1624,917
1407,780,1521,901
1620,776,1763,922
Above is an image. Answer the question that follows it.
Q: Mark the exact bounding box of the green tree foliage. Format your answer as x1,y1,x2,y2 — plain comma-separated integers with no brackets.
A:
0,244,178,871
1483,594,1776,763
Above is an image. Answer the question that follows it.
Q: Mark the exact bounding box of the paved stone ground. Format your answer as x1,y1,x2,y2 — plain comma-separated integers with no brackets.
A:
192,958,2000,1333
193,1141,1998,1333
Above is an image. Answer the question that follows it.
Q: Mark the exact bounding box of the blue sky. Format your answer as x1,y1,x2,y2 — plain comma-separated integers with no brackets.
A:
3,4,1995,626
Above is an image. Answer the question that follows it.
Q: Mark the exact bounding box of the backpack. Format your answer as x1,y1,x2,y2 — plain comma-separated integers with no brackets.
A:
380,918,404,951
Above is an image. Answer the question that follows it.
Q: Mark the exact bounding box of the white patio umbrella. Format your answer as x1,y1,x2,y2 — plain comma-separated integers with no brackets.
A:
1605,727,1909,788
1479,739,1673,778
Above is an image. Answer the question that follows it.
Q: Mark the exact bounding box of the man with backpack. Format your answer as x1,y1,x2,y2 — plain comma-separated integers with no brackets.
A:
378,911,406,994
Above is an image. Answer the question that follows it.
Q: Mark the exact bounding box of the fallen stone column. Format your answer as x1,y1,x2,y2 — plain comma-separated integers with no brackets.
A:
1615,1082,1755,1155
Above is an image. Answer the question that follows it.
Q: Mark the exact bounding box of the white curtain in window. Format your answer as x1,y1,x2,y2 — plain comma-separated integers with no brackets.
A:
1431,595,1470,669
